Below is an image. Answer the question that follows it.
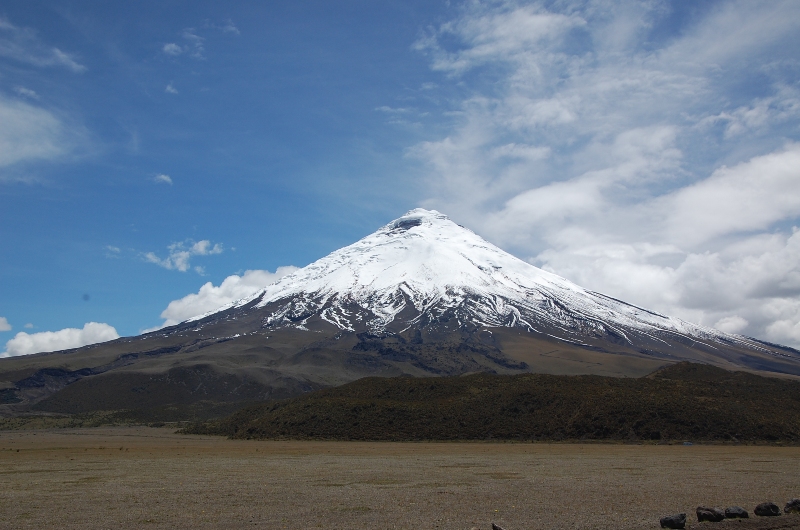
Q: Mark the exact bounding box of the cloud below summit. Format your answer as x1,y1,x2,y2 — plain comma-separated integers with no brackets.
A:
145,267,298,331
2,322,119,357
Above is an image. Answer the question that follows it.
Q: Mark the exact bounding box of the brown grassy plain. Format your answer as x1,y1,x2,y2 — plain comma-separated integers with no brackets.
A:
1,427,799,530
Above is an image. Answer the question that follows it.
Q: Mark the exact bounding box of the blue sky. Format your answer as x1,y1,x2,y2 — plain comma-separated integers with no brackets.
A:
2,0,800,355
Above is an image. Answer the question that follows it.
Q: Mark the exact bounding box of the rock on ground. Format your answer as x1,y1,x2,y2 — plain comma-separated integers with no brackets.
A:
661,513,687,529
698,507,726,522
726,506,750,518
755,503,782,517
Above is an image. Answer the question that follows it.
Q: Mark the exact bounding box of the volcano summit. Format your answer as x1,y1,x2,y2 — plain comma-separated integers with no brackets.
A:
2,209,799,416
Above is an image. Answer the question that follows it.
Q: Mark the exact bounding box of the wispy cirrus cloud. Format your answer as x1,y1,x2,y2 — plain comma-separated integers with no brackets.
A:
144,239,223,273
161,20,239,60
0,17,89,183
0,93,83,181
13,86,39,99
0,17,86,72
412,0,800,347
181,29,205,59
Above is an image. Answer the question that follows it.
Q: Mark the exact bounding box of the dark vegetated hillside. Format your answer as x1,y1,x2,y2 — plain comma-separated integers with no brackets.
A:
185,363,800,442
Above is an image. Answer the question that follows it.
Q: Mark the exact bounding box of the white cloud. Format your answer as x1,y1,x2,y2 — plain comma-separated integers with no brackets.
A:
182,29,205,59
165,83,178,95
50,49,86,73
527,163,800,346
662,145,800,246
13,86,39,99
715,315,749,334
660,0,800,69
191,240,222,255
1,322,119,358
144,239,223,272
23,323,33,329
490,143,550,161
766,305,800,346
0,17,86,72
220,20,240,35
412,1,800,347
414,3,586,75
0,317,11,332
162,20,238,62
105,245,121,259
162,42,182,56
0,93,74,173
145,267,298,330
376,106,411,114
154,173,173,184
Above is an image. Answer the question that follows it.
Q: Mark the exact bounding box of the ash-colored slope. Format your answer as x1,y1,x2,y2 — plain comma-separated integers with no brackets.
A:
192,209,776,355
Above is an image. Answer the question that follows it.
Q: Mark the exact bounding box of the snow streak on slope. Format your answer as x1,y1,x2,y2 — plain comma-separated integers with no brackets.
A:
192,209,767,351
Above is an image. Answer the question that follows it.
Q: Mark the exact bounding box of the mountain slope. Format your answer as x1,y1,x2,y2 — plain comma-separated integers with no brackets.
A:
2,209,799,418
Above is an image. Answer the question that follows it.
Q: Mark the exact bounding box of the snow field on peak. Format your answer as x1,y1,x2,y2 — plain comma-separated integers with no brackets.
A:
254,209,578,306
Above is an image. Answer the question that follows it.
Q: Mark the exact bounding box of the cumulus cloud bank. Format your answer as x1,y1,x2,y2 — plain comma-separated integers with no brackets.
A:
413,0,800,347
2,322,119,358
145,266,298,331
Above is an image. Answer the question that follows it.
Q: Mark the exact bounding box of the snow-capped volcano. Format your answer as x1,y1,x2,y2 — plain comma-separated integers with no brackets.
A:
192,209,777,355
4,209,799,418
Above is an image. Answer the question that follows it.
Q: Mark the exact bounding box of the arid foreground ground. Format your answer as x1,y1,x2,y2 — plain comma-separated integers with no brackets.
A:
1,427,799,530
